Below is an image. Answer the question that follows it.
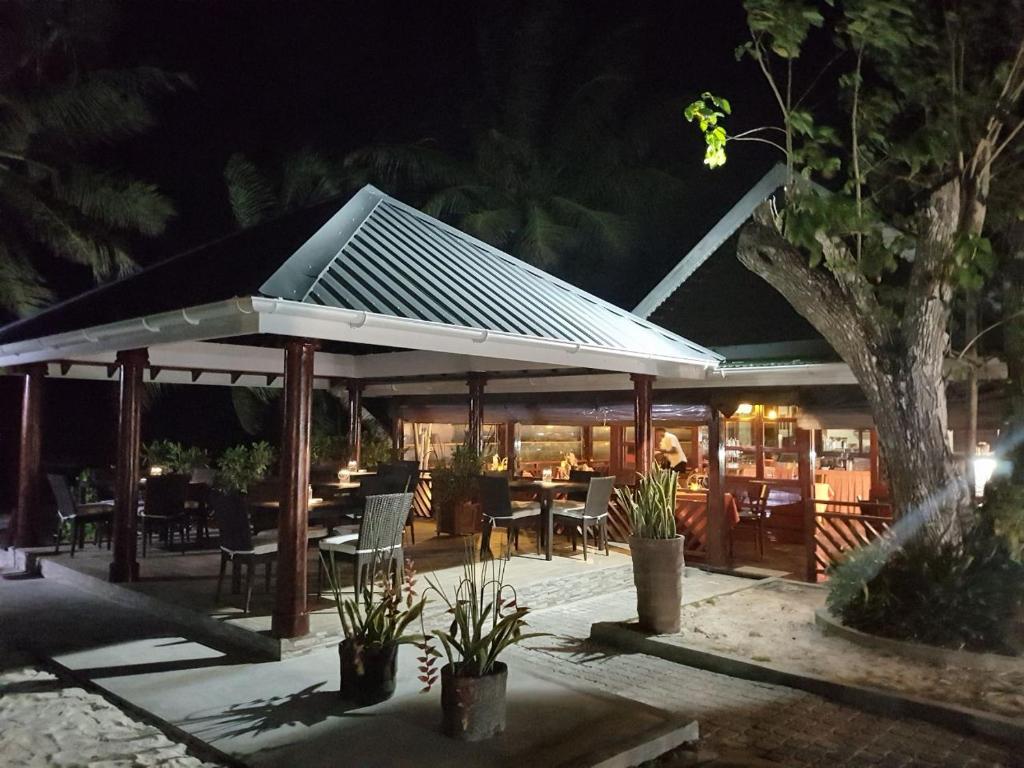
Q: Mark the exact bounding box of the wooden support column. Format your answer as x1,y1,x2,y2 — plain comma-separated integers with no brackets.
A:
391,415,405,461
504,421,518,474
582,426,593,463
346,379,363,466
630,374,654,473
705,409,730,569
754,410,766,480
12,364,45,548
109,349,147,583
797,427,817,582
466,374,486,454
273,339,317,639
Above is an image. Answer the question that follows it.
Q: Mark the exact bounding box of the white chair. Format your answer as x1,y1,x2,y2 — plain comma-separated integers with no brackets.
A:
550,476,615,561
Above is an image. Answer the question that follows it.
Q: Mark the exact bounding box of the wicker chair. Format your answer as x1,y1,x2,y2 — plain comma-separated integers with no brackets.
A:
212,491,327,613
377,462,420,543
550,476,615,561
139,474,190,556
479,475,543,559
318,492,413,595
46,473,114,556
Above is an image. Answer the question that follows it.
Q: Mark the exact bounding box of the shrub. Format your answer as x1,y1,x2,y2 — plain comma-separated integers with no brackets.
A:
827,487,1024,655
215,441,276,494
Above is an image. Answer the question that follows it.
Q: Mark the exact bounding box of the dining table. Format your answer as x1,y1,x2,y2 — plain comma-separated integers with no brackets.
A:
508,478,590,560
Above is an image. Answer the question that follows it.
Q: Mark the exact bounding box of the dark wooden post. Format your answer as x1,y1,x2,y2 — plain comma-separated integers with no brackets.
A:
582,426,593,462
109,349,147,583
797,427,817,582
12,363,45,548
630,374,654,473
391,415,405,461
754,409,766,480
705,409,730,568
467,374,486,454
504,421,518,474
346,379,363,466
273,339,317,639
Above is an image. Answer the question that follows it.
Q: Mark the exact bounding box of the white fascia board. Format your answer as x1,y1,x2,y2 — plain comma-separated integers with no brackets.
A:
44,362,332,389
253,297,716,379
0,299,260,367
697,362,857,387
352,350,559,379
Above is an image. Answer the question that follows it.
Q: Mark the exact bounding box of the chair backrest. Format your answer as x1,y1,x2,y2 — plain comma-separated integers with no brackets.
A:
569,469,599,483
357,474,407,500
144,474,189,518
210,491,253,552
478,475,513,518
47,473,78,522
376,462,419,491
583,476,616,518
748,482,770,514
357,492,413,554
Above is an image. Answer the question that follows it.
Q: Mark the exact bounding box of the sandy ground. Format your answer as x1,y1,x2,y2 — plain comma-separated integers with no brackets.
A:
671,580,1024,721
0,665,221,768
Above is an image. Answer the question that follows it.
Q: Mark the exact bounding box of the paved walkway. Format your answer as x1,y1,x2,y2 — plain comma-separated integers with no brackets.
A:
1,563,1018,767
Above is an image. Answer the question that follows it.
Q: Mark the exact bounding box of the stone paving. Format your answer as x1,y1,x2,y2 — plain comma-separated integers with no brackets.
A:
0,663,220,768
507,574,1021,768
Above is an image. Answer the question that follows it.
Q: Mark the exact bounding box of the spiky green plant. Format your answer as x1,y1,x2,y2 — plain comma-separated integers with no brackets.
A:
322,551,426,671
615,463,678,539
418,538,543,688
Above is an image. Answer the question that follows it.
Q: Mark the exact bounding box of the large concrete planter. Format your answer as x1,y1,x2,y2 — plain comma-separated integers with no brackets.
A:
630,535,685,634
338,639,398,705
440,662,508,741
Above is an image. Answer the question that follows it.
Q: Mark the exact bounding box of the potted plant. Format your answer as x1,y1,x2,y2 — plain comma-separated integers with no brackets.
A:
213,442,276,498
419,540,542,741
322,552,427,705
432,444,482,535
616,464,684,634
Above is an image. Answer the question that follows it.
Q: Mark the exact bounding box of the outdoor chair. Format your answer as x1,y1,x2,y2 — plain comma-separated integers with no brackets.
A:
318,492,413,596
139,474,190,556
46,473,114,556
550,476,615,561
212,491,328,613
731,481,769,560
377,462,420,543
479,475,543,559
567,468,599,502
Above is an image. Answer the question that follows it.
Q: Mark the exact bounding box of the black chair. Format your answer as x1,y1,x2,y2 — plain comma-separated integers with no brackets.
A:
212,491,327,613
377,462,420,543
550,476,615,561
139,474,190,556
47,473,114,556
568,469,599,502
731,481,769,560
479,476,543,559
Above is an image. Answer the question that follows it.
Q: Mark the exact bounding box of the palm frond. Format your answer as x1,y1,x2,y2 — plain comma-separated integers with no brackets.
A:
548,196,634,258
513,202,573,268
55,167,175,237
460,206,522,250
29,67,191,147
231,387,279,436
0,245,51,316
280,148,342,210
224,153,276,228
344,140,468,190
421,184,494,219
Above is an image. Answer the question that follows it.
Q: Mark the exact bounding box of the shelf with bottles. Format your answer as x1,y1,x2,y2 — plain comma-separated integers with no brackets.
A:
401,422,500,469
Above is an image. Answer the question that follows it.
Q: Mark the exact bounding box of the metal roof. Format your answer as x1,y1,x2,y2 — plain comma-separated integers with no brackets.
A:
0,186,721,377
260,186,720,366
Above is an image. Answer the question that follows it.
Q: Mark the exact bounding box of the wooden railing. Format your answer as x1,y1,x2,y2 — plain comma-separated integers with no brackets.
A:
811,498,892,581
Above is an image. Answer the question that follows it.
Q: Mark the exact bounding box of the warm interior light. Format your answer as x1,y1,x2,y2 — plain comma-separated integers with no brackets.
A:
149,466,164,476
766,408,778,420
736,403,754,416
973,456,998,497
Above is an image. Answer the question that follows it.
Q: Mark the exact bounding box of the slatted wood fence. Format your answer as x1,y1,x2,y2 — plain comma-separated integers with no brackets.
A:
812,499,892,580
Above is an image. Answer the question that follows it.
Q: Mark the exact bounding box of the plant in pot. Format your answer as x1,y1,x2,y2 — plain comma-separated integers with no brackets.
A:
419,540,542,741
213,441,276,498
616,464,684,634
432,444,482,535
322,551,427,705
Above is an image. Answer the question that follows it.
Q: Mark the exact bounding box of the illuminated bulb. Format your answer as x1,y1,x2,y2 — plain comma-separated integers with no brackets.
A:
973,456,998,497
766,409,778,420
736,403,754,416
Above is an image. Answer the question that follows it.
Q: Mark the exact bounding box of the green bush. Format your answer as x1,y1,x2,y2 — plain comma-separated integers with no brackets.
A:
215,441,276,494
143,440,210,474
827,486,1024,655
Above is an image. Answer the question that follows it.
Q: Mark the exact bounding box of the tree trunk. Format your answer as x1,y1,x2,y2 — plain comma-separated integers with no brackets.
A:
1002,222,1024,483
735,190,972,539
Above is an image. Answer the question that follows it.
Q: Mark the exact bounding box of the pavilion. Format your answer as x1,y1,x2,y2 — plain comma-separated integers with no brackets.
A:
0,185,721,639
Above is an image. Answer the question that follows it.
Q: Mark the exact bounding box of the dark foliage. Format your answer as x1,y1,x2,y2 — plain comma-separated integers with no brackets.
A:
827,486,1024,655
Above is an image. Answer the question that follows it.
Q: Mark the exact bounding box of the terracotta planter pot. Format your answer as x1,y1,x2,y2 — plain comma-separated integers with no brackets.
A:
629,535,685,634
440,662,507,741
338,639,398,705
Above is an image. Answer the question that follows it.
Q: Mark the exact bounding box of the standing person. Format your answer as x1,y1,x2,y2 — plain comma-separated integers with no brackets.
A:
655,427,688,472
